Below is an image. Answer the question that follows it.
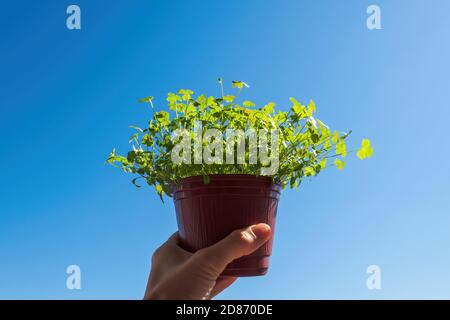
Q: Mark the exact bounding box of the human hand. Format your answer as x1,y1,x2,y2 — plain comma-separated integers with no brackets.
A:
144,223,272,300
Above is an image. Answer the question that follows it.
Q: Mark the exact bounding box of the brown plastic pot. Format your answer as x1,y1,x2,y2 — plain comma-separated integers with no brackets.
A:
172,174,281,277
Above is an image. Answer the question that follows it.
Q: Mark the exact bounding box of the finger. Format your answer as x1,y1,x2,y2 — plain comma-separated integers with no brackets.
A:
210,276,237,299
147,232,192,289
159,232,192,259
162,232,180,247
190,223,272,275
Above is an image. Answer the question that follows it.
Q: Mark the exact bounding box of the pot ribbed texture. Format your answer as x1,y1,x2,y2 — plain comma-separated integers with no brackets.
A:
173,174,281,276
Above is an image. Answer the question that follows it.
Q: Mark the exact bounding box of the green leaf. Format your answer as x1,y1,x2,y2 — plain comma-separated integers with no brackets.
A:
290,98,306,118
357,138,374,160
290,176,299,188
307,99,316,114
311,133,319,143
167,92,181,104
274,111,288,123
106,148,119,164
185,103,196,114
142,134,153,146
178,89,194,100
336,140,347,157
243,100,256,108
155,111,170,127
323,140,332,151
334,158,345,170
231,80,249,89
223,95,235,103
138,96,153,103
304,167,315,176
155,185,165,202
289,97,300,106
331,131,339,144
261,102,275,114
318,120,330,137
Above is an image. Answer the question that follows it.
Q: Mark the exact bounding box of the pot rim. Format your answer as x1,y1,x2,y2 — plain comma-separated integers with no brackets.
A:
172,173,282,187
171,174,282,197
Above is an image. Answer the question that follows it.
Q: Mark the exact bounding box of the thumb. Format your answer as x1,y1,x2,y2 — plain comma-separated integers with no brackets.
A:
189,223,272,276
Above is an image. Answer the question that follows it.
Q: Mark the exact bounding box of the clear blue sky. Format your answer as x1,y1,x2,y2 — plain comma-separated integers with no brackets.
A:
1,0,449,299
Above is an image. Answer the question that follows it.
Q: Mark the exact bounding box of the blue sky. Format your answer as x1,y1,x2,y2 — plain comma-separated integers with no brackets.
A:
0,0,449,299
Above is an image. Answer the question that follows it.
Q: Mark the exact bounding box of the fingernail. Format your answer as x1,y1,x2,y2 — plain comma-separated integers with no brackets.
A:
251,223,271,240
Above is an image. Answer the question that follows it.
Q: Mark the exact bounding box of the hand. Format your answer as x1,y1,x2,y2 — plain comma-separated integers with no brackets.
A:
144,223,272,300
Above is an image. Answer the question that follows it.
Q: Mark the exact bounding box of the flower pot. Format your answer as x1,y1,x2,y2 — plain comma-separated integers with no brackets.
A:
173,174,281,277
